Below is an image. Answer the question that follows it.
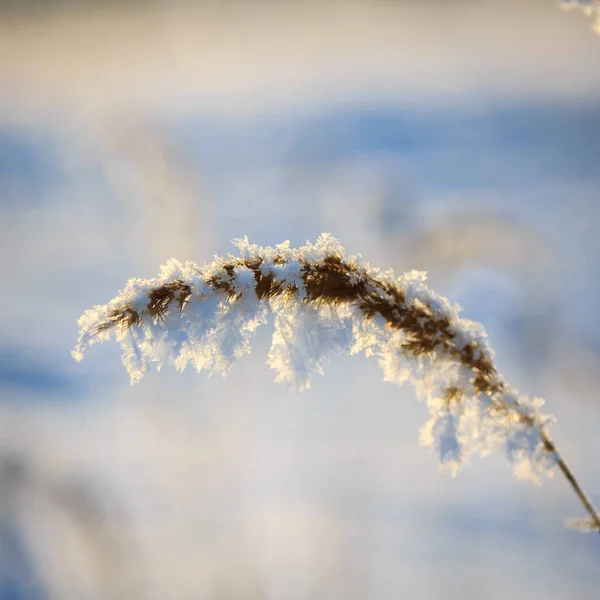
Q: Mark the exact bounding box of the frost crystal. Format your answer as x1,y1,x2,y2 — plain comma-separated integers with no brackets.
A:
560,0,600,34
74,234,557,482
566,517,600,533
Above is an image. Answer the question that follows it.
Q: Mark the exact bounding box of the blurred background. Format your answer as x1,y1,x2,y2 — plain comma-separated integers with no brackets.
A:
1,0,600,598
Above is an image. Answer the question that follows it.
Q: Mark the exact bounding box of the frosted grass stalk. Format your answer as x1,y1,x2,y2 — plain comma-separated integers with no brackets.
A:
73,234,600,534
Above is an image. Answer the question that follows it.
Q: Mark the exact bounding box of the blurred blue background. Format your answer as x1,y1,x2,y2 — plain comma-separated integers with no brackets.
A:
0,1,599,598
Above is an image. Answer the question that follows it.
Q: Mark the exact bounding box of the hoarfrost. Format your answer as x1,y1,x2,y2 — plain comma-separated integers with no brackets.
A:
560,0,600,34
73,234,557,482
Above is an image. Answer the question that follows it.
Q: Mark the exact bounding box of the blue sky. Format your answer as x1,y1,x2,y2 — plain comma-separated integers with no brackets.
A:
1,2,600,599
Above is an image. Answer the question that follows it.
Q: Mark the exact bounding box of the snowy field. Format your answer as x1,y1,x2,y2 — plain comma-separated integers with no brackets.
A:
0,1,599,598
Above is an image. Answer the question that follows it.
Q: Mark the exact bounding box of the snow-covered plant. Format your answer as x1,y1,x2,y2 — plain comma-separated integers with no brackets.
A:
73,234,600,534
560,0,600,34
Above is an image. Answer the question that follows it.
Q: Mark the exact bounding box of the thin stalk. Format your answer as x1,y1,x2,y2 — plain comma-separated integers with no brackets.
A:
541,429,600,535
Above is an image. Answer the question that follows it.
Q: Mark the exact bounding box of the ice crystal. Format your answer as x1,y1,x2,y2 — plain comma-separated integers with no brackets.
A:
74,235,556,482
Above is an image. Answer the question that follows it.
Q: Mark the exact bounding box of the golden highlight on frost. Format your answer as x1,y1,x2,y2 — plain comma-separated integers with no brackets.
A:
73,234,600,534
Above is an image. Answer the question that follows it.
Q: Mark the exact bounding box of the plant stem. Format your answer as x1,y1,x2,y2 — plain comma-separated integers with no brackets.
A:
541,429,600,535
